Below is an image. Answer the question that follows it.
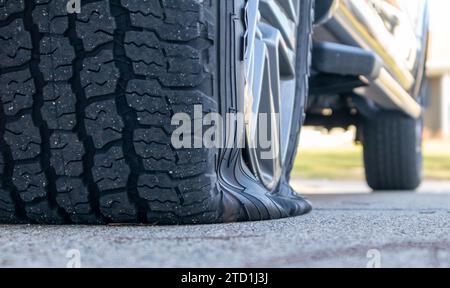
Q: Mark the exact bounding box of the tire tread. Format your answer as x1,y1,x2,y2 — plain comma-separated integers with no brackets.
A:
0,0,219,224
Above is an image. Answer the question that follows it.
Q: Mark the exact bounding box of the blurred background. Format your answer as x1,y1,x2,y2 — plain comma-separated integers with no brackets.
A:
292,0,450,191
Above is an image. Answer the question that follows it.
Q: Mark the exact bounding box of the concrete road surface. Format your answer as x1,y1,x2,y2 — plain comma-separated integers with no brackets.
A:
1,181,450,268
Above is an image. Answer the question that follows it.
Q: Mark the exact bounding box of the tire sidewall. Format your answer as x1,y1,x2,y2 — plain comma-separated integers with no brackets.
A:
282,0,314,184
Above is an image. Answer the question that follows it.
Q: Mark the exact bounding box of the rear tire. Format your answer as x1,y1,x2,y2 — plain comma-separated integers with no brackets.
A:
363,111,423,191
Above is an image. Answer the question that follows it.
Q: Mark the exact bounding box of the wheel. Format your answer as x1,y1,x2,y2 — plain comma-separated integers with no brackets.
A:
0,0,313,224
363,111,423,191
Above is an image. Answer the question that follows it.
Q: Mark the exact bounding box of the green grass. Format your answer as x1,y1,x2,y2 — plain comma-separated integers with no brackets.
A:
292,145,450,181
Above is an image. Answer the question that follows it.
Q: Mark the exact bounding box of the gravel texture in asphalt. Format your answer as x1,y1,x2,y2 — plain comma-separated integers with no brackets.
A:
1,181,450,268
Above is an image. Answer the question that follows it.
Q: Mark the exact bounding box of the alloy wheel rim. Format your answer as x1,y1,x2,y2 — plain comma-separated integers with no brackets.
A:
243,0,301,191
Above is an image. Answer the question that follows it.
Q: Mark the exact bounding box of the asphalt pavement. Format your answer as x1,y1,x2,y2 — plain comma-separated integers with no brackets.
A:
1,181,450,268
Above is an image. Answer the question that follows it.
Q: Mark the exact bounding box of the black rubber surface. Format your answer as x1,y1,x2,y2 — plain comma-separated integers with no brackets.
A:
214,0,313,222
0,0,313,224
0,0,220,224
363,111,423,191
284,0,314,183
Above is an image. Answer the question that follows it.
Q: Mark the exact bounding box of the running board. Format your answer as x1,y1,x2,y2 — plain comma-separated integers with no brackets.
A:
313,42,382,78
312,42,422,118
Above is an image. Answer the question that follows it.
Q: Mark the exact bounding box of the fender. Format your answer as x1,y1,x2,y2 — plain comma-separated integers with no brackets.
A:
314,0,339,25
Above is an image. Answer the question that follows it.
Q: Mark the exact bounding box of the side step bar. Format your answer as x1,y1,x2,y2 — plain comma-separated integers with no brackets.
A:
312,42,422,118
313,42,381,78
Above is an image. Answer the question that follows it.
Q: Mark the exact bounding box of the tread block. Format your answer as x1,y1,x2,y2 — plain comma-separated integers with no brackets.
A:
125,79,171,127
120,0,163,17
76,1,115,51
0,0,25,21
81,50,119,99
25,200,64,224
39,37,75,81
55,177,97,223
126,0,203,42
0,19,32,69
100,191,137,222
50,133,85,177
92,146,130,191
0,69,35,116
33,0,69,34
85,100,124,149
133,128,174,169
137,175,179,203
13,162,47,202
41,83,77,130
4,115,41,161
124,30,206,87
